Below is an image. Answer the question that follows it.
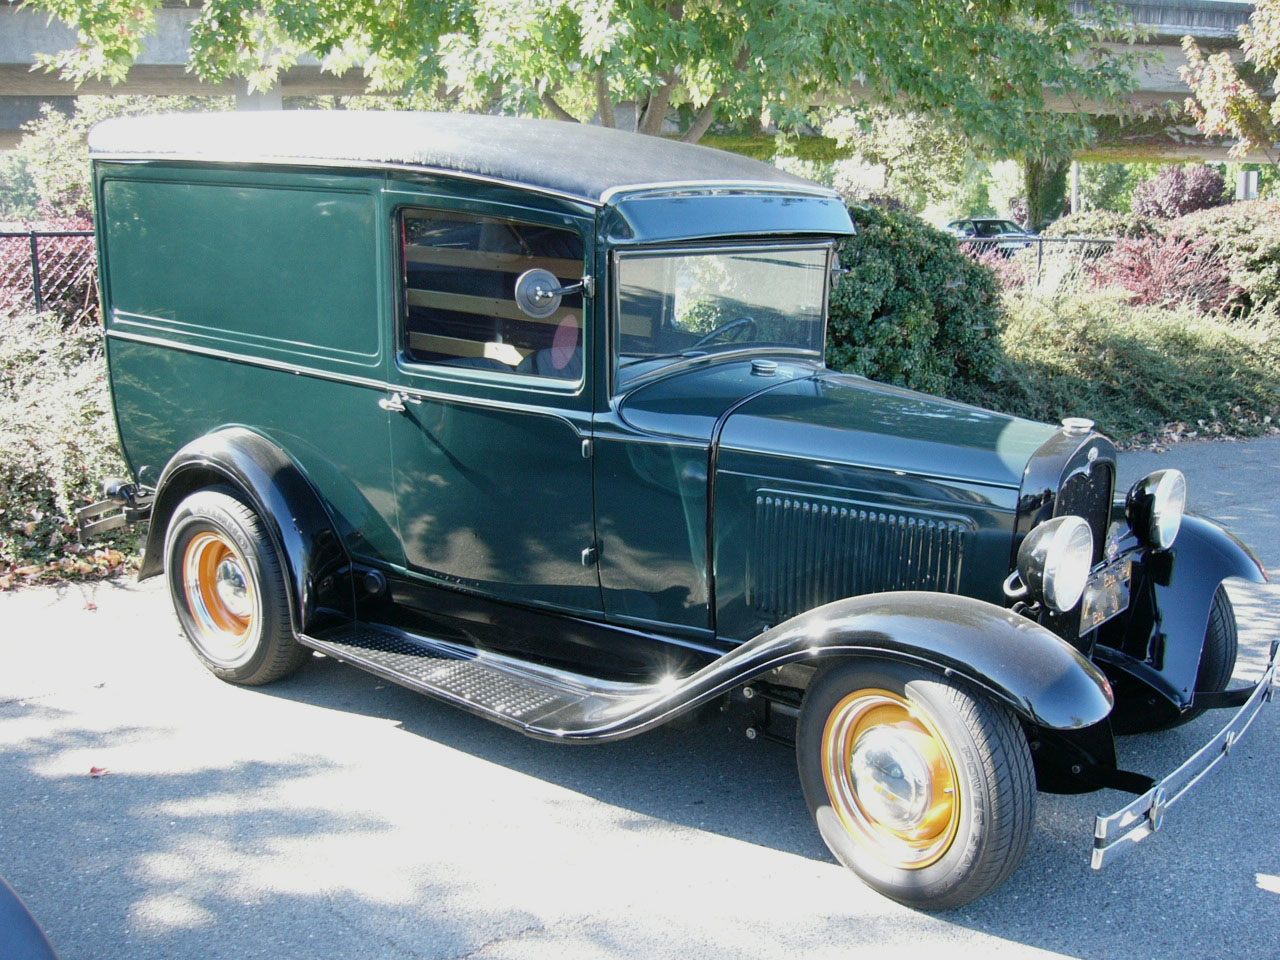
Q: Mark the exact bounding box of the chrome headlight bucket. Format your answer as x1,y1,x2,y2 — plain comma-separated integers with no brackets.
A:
1016,516,1095,613
1126,469,1186,550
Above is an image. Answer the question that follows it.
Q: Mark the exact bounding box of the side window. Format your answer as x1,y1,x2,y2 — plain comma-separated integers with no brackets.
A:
400,209,585,382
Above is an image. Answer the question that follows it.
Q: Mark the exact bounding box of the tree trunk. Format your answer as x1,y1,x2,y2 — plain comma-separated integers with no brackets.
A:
595,71,616,128
637,78,676,137
1022,156,1070,231
541,91,578,124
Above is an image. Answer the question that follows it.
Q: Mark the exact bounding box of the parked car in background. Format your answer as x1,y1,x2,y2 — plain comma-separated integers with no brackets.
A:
77,111,1275,911
947,217,1038,254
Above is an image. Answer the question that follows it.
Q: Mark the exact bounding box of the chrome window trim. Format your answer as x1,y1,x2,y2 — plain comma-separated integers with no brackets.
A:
391,202,591,397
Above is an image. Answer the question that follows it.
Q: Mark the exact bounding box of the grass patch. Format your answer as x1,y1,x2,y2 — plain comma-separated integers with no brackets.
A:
0,311,142,588
957,290,1280,445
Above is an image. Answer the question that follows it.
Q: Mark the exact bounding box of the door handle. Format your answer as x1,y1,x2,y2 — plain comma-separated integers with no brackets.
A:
378,394,406,413
377,392,421,413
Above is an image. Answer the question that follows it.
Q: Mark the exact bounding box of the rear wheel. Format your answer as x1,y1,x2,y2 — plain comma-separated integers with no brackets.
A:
797,659,1035,910
164,487,309,685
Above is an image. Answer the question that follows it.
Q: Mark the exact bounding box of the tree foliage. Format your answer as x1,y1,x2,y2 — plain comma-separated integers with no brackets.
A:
1181,0,1280,163
24,0,1142,152
822,107,971,211
7,96,232,220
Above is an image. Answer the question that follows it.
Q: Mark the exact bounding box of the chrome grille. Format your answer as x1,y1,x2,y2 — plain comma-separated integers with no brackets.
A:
748,493,973,621
1055,463,1114,564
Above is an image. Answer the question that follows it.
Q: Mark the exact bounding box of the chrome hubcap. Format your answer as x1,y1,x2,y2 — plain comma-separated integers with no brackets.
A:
214,558,251,618
849,727,934,831
821,689,961,869
181,531,258,667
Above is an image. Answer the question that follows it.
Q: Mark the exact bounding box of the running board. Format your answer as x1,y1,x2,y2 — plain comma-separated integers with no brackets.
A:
299,623,680,742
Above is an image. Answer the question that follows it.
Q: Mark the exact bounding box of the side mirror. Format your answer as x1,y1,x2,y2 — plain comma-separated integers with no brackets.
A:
514,268,585,319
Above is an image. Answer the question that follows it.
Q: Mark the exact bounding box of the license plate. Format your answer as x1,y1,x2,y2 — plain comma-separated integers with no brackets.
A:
1080,556,1132,633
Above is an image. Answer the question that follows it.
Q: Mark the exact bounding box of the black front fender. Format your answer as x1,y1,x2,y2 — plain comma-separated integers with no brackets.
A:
138,428,352,634
1097,512,1267,723
759,591,1115,730
542,591,1115,742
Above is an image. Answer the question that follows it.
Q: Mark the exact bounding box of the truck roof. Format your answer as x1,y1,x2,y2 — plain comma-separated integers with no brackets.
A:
88,110,829,207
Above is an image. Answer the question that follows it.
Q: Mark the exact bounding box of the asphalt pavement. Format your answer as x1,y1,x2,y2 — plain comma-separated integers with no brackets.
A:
2,435,1279,960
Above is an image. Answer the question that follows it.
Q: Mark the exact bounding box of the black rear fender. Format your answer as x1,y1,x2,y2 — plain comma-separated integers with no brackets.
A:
139,428,352,634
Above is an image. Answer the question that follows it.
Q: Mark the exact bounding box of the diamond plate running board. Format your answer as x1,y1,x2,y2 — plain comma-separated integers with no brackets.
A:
299,623,674,741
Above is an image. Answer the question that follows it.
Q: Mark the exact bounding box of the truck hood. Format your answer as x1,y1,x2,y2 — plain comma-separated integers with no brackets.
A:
718,370,1056,490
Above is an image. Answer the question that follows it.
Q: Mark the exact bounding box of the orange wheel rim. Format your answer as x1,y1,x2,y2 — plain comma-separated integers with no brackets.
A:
820,687,961,869
182,531,257,664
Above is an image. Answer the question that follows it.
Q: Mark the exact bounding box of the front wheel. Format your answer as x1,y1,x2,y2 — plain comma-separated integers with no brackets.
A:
164,487,309,685
797,659,1035,910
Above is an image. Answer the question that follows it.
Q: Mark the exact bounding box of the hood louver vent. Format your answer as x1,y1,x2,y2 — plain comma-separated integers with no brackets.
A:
748,492,974,622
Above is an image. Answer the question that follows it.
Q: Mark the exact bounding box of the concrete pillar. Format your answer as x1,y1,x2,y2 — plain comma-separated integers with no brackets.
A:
234,78,283,111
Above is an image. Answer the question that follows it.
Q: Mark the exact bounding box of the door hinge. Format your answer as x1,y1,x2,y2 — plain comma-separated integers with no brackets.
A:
581,544,599,566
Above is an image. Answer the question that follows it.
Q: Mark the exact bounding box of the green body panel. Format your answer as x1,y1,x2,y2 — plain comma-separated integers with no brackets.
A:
98,163,401,565
712,373,1056,640
106,339,403,565
594,358,816,635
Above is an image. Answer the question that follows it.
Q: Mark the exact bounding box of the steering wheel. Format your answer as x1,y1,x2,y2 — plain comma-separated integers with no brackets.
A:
690,316,758,349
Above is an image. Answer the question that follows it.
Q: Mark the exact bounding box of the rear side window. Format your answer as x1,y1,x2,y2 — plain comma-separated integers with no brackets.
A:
400,209,585,382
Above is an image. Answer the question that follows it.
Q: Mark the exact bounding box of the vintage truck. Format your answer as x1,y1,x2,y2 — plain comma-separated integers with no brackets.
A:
78,111,1275,909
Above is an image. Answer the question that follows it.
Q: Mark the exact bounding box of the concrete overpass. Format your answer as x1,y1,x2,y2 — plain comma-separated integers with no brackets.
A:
0,0,1261,155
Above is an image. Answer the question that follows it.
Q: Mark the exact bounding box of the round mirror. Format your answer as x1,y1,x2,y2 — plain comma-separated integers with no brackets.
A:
514,268,563,319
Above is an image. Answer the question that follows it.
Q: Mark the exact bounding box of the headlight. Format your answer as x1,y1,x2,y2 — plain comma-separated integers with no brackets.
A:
1126,469,1186,550
1017,516,1094,613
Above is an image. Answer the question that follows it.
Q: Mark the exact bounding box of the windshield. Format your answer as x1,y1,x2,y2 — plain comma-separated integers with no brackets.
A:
975,220,1025,237
614,244,830,385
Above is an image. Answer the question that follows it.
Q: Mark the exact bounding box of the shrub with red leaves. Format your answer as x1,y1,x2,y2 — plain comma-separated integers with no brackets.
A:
1130,165,1228,219
1092,233,1231,314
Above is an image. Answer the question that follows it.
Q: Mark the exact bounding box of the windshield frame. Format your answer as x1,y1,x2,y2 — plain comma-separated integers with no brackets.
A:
609,239,835,395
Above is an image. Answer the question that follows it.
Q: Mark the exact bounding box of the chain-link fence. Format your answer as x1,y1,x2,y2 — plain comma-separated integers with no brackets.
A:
959,237,1115,299
0,230,99,326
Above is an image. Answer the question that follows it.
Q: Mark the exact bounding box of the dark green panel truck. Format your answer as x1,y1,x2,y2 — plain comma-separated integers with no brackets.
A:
79,111,1274,909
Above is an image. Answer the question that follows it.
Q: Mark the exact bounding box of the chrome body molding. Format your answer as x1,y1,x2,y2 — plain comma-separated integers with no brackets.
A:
1091,640,1278,869
104,327,589,435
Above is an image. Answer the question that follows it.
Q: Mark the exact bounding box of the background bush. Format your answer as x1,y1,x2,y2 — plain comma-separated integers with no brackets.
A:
1130,164,1229,219
1165,201,1280,325
1042,210,1161,239
959,291,1280,441
0,312,140,586
827,204,1003,395
1091,234,1231,315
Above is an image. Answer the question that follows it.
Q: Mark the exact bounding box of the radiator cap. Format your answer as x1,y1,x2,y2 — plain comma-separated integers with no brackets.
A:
1061,417,1094,437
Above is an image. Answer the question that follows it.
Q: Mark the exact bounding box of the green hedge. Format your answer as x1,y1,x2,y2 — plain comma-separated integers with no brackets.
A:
1042,210,1160,239
827,205,1003,396
960,291,1280,442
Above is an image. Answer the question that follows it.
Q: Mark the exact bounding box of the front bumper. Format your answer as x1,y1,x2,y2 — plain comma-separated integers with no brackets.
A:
1091,640,1277,869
